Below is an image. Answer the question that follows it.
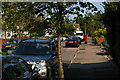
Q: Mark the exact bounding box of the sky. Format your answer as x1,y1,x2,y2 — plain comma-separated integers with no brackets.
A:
69,2,105,20
92,2,105,13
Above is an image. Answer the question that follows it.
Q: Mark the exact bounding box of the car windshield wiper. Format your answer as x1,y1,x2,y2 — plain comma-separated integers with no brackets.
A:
18,53,48,56
17,53,35,55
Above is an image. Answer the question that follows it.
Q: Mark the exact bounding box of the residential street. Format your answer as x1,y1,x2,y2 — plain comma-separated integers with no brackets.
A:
62,37,120,80
1,2,120,80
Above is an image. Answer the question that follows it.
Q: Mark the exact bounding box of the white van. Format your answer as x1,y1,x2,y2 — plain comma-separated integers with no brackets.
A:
75,31,84,41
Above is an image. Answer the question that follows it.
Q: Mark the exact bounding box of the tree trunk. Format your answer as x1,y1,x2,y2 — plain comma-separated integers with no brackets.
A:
58,35,64,80
4,30,6,39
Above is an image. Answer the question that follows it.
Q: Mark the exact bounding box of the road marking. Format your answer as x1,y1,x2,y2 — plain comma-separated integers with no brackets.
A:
67,47,80,69
62,42,82,69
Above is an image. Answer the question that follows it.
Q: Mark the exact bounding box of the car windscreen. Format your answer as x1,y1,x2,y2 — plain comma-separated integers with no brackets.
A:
76,33,83,35
15,42,50,56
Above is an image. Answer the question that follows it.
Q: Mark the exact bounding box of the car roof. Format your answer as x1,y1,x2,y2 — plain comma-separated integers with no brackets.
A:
20,39,54,43
68,36,78,38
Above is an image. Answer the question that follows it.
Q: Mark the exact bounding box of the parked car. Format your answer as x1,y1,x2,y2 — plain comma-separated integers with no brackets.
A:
65,36,81,47
74,30,84,41
54,36,64,41
2,39,21,53
13,39,59,79
39,36,54,40
1,55,40,80
61,36,67,41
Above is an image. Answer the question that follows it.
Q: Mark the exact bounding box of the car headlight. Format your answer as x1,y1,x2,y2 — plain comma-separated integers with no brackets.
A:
27,61,36,64
27,61,36,69
27,60,47,69
37,60,46,66
35,64,46,70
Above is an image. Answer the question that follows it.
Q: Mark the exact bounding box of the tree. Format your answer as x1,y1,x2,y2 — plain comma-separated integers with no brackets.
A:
2,2,35,38
64,22,76,36
2,2,97,79
2,2,49,38
103,2,120,66
75,11,103,36
34,2,97,79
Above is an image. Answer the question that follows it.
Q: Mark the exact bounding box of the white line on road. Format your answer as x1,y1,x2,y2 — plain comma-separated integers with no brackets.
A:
67,46,81,69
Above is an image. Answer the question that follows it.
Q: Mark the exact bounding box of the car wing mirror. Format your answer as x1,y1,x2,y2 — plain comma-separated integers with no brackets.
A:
7,50,12,54
53,51,58,56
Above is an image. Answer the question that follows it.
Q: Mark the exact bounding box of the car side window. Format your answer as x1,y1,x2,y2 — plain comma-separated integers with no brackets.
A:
2,71,8,80
3,59,22,79
16,58,31,76
52,42,58,51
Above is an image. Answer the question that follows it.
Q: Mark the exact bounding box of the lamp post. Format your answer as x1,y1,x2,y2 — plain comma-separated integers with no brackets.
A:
85,23,86,35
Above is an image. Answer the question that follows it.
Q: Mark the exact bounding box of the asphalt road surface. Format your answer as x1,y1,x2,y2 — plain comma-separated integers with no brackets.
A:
62,37,120,80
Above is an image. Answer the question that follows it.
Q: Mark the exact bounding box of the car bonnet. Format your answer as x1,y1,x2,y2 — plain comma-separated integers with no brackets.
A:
15,55,51,62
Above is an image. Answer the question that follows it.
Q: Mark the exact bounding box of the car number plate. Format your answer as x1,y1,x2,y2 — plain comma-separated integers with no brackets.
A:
6,45,11,47
69,41,73,43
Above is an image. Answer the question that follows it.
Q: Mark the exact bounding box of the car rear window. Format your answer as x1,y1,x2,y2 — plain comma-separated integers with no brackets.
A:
4,40,17,44
76,33,83,35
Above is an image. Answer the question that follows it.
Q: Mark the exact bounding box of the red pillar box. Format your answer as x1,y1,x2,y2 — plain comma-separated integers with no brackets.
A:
84,34,88,44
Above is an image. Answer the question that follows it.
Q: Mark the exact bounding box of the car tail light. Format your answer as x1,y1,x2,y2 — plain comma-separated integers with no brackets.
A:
65,41,69,43
74,41,77,43
2,46,4,48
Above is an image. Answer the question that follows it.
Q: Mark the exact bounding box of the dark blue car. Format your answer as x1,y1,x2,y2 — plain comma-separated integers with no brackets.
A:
2,39,21,53
65,36,81,47
13,39,59,79
1,55,40,80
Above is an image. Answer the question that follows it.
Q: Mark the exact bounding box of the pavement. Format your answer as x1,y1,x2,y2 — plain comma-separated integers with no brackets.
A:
63,37,120,80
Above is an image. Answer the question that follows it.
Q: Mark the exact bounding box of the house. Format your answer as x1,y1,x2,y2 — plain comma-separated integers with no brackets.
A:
74,24,80,31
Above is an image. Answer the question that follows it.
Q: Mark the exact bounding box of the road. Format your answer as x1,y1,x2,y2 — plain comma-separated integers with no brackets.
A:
62,37,120,80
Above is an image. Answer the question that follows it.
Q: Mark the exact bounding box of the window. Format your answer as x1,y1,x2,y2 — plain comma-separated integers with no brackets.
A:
3,58,32,79
3,59,21,79
76,33,83,35
2,71,8,80
52,42,57,51
16,58,31,76
4,40,17,44
7,33,10,37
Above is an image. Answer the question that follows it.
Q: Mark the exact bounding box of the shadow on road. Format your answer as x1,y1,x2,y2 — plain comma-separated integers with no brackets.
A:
62,37,120,80
96,53,105,56
63,60,120,80
63,46,79,48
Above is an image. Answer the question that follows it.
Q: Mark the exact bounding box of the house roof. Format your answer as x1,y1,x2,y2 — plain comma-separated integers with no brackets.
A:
74,24,80,28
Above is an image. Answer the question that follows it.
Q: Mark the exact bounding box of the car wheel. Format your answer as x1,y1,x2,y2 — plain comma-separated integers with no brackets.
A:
85,42,87,44
65,44,68,47
79,42,81,44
